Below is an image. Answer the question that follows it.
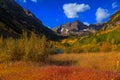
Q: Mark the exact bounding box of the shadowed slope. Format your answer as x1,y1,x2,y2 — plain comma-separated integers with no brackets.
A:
0,0,57,39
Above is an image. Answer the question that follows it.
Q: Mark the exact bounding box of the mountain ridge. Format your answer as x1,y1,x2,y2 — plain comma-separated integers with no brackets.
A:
53,20,104,36
102,9,120,30
0,0,57,39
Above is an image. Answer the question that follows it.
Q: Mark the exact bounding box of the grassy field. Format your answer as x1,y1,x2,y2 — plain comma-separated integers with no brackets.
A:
50,52,120,72
1,52,120,80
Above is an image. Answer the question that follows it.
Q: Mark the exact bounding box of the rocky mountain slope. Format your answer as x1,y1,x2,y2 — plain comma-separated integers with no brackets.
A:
0,0,56,39
53,20,103,36
102,9,120,30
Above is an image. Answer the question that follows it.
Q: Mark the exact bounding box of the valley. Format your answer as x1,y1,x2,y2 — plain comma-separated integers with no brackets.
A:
0,0,120,80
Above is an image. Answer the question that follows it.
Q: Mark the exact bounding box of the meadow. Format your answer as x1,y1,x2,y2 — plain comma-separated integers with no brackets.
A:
50,52,120,72
1,52,120,80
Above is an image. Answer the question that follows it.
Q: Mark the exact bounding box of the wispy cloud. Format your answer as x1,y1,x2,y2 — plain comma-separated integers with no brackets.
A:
23,0,27,3
63,3,90,18
96,8,110,22
112,2,118,8
83,22,90,26
19,0,38,3
31,0,37,3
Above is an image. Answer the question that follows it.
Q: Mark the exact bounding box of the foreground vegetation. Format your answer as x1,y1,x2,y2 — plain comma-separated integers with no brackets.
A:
50,52,120,72
0,32,53,63
1,52,120,80
0,65,119,80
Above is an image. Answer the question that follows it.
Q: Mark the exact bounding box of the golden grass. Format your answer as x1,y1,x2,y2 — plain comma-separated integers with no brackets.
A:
61,38,78,45
50,52,120,72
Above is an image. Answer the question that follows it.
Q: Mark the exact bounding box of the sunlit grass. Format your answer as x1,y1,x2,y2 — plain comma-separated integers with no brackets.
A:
50,52,120,72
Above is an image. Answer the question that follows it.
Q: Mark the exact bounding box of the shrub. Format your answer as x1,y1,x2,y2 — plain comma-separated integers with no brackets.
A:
23,33,48,62
45,48,56,55
0,32,49,63
99,43,112,52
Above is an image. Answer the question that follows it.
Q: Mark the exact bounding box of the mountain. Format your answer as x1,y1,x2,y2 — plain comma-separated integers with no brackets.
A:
53,20,88,36
53,20,103,36
89,23,104,30
102,9,120,30
0,0,56,39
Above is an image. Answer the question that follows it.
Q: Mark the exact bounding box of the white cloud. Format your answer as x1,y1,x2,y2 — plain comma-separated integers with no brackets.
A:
96,8,110,22
112,2,118,8
83,22,90,26
63,3,90,18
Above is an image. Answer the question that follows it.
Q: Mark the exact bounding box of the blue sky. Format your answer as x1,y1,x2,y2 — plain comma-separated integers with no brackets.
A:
16,0,120,28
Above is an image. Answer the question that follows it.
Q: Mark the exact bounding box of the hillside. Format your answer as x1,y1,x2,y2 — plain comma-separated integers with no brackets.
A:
102,9,120,30
0,0,56,39
74,9,120,52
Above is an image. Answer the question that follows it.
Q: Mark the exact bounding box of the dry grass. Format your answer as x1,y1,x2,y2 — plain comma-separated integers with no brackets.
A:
49,52,120,72
1,52,120,80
